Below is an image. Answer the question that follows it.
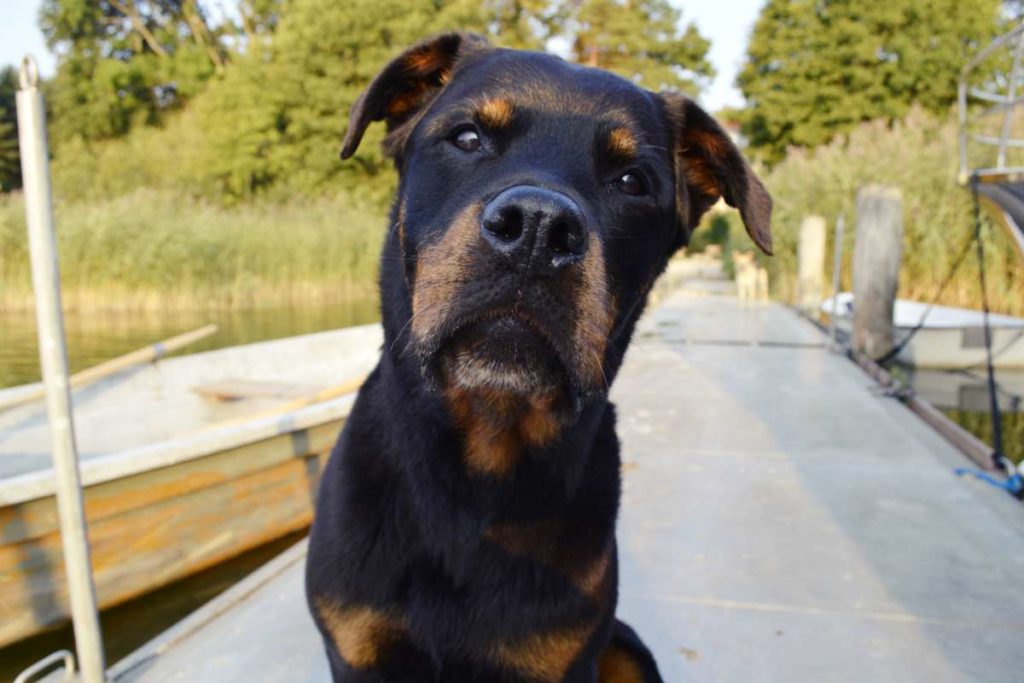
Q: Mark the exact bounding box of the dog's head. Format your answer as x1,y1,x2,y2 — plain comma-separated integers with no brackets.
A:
344,33,771,422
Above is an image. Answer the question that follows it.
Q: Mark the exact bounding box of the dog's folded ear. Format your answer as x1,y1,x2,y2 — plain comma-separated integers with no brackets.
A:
341,33,490,160
660,94,773,255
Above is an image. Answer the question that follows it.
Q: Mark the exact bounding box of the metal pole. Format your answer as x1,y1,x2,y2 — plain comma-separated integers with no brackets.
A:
957,79,969,184
997,31,1024,169
828,214,845,347
16,56,106,683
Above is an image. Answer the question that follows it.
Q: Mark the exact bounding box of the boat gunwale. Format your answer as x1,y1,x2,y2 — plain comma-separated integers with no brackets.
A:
0,393,356,507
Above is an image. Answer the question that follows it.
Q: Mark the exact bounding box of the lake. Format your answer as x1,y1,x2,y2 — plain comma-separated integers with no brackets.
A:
0,299,380,389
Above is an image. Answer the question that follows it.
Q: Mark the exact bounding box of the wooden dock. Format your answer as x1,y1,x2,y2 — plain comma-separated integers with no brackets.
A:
101,288,1024,682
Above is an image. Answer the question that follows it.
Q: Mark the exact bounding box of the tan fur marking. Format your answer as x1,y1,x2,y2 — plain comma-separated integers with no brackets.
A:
446,387,562,476
683,156,722,199
607,127,638,158
597,643,646,683
405,47,448,75
386,81,432,118
680,128,729,199
491,624,595,682
478,97,514,129
574,545,612,598
411,204,482,344
486,523,611,601
518,392,560,445
685,127,730,156
573,238,615,390
314,597,407,670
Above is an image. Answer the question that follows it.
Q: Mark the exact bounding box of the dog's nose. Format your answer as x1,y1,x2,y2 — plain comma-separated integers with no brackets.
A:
481,186,588,274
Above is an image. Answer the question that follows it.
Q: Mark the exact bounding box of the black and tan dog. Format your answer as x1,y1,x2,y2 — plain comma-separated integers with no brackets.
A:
306,33,772,682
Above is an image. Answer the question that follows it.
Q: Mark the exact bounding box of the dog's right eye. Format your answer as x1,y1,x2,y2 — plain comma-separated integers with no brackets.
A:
451,127,482,153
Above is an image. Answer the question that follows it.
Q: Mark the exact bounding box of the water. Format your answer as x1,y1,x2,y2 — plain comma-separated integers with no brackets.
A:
0,299,380,389
896,364,1024,465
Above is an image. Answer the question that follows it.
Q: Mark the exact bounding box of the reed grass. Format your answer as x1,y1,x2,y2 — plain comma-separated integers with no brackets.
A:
0,190,388,312
720,108,1024,317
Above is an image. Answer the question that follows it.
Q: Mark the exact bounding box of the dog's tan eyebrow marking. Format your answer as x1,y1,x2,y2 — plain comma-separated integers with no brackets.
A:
477,97,514,129
607,127,638,159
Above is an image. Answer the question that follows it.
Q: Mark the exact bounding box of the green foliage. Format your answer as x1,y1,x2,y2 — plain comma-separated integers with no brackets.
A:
192,0,494,200
760,108,1024,316
43,0,714,204
40,0,237,145
572,0,712,93
0,67,19,192
0,190,387,311
739,0,1003,164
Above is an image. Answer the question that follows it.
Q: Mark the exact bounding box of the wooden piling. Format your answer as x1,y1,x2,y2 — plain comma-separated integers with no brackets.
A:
797,215,827,312
852,186,903,359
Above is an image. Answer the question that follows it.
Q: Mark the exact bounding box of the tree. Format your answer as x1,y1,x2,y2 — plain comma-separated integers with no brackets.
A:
0,67,20,192
193,0,567,199
39,1,256,144
571,0,713,94
738,0,1004,164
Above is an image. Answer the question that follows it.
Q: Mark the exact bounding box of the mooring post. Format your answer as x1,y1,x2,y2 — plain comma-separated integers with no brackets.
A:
827,214,846,347
852,186,904,359
16,56,107,682
797,215,827,313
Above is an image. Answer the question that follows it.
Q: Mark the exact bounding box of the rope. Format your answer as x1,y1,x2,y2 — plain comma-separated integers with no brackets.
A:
946,180,1022,499
954,466,1024,497
970,177,1013,477
873,232,976,365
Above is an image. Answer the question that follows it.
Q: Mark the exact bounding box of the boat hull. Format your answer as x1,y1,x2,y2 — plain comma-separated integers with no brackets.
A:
822,294,1024,369
0,415,342,648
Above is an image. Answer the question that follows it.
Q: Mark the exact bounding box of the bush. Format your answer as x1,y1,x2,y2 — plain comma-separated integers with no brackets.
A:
0,190,388,311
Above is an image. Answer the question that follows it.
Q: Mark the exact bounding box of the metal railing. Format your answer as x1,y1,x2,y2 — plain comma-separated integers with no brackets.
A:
958,22,1024,181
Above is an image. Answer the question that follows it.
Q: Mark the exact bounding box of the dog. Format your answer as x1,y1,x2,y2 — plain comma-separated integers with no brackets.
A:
733,250,769,303
306,33,772,682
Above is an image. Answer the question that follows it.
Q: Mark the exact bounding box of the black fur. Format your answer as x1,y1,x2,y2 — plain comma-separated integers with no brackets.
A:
307,33,771,683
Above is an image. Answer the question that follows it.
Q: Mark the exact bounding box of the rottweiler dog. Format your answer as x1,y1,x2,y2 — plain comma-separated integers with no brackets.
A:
306,33,772,683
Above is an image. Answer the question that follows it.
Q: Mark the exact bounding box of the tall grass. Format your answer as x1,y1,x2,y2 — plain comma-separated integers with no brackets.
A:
753,108,1024,316
0,191,388,312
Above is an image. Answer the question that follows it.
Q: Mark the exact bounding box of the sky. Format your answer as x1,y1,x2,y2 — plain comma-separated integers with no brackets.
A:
0,0,765,112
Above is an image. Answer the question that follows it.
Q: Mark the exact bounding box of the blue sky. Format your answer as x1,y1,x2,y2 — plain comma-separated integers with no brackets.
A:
0,0,765,111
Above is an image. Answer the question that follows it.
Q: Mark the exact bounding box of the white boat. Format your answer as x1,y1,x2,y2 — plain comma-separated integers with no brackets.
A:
0,324,381,648
822,292,1024,368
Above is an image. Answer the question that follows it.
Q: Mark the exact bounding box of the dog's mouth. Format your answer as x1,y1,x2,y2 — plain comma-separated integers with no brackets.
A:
429,309,570,394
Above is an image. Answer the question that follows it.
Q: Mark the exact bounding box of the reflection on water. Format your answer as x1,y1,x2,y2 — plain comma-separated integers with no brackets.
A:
896,364,1024,465
0,299,380,389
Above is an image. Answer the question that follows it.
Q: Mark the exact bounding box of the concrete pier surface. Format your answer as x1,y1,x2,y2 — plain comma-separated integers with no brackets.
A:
107,291,1024,683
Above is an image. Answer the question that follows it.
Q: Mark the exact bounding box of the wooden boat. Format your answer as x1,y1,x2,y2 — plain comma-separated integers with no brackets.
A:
822,292,1024,368
0,324,381,648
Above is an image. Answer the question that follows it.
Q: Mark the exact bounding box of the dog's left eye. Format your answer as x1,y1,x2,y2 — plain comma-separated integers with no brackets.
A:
451,127,482,153
615,171,647,196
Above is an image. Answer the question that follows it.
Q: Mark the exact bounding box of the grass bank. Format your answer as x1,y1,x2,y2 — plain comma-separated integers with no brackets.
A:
693,109,1024,317
0,191,388,312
